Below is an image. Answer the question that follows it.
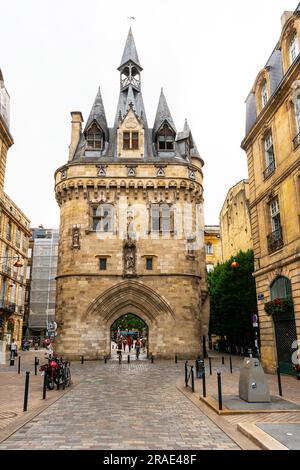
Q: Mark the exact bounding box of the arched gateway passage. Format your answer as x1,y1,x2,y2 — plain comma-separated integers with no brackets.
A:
85,280,175,358
111,314,148,359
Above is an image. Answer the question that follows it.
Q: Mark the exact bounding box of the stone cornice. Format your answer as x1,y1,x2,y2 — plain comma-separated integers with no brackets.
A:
56,272,202,281
253,250,300,278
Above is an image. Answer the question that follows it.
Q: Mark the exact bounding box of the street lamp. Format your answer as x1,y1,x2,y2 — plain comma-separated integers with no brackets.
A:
231,260,239,268
0,256,24,268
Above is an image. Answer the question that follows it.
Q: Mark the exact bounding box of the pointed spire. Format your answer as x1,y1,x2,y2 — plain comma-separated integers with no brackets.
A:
153,89,176,134
183,118,190,133
85,87,108,139
118,28,142,70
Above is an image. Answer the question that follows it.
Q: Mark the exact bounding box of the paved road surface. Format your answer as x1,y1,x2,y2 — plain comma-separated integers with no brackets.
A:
0,361,239,450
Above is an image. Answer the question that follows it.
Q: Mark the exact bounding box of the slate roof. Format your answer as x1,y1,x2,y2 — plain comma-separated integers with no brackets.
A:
153,89,176,135
84,87,108,140
118,27,142,70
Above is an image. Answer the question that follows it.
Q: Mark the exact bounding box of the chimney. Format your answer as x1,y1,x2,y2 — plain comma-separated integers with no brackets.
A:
69,111,83,161
281,11,293,28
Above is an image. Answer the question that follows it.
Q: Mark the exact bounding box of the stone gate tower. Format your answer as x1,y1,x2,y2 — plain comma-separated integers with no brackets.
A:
54,29,208,359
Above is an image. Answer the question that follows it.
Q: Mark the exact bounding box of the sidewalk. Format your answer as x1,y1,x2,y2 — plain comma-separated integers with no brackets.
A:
178,353,300,450
0,350,76,443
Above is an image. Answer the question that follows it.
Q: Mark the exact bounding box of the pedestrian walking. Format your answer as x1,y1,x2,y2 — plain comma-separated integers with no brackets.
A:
127,336,132,352
117,338,123,358
10,338,18,357
135,337,141,359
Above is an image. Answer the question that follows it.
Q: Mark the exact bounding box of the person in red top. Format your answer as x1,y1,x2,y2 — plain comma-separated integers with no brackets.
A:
127,336,133,352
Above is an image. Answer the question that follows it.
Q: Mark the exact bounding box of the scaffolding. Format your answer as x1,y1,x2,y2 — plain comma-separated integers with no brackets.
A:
28,229,58,332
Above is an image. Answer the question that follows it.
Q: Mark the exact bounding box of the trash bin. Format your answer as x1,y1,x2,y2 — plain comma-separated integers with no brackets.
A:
195,358,204,379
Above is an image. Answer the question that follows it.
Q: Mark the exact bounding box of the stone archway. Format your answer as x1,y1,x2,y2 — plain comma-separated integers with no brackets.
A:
85,280,175,358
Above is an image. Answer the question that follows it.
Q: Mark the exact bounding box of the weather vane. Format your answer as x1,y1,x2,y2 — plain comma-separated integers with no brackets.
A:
127,16,135,21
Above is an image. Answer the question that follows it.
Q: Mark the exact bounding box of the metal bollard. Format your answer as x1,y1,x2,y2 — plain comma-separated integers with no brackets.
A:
185,361,188,387
18,356,21,374
104,356,107,364
34,357,38,376
127,355,130,363
277,366,283,397
217,371,223,411
229,356,233,374
81,356,84,364
222,356,225,365
10,350,15,367
191,366,195,393
43,369,47,399
119,354,122,364
175,354,178,364
209,357,212,376
151,355,154,363
23,371,30,412
202,366,206,398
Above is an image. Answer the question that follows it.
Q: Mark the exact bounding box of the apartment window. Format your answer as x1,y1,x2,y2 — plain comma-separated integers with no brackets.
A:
151,204,173,233
123,131,139,150
146,258,153,270
206,264,214,273
86,123,103,150
270,198,281,232
206,243,213,255
16,229,21,248
289,31,299,64
157,124,175,151
6,222,12,241
261,81,268,108
99,258,107,271
264,133,275,179
92,205,113,232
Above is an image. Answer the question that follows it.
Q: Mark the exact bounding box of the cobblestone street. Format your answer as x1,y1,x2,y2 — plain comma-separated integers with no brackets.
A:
0,359,239,450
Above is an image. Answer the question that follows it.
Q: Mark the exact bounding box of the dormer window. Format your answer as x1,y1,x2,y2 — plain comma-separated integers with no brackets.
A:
261,81,268,108
289,31,299,64
123,131,139,150
157,123,175,151
86,123,103,150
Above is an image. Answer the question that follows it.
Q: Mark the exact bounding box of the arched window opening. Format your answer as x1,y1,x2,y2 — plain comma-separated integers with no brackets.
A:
92,204,114,232
86,123,103,150
157,123,175,151
289,31,299,64
270,276,292,301
261,80,268,109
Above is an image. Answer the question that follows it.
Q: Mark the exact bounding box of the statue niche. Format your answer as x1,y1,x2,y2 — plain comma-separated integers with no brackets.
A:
72,226,80,249
123,237,137,278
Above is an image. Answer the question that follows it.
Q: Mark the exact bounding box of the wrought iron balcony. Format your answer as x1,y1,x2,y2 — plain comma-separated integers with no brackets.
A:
263,160,276,180
1,265,11,277
293,131,300,150
267,226,284,254
0,300,16,314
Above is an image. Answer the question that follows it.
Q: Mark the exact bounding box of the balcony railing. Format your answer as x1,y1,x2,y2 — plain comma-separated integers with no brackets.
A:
293,131,300,150
263,160,276,180
267,226,284,254
1,265,11,277
0,300,16,314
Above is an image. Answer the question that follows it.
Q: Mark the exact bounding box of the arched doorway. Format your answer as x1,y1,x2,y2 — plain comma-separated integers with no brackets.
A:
110,313,148,359
270,276,297,375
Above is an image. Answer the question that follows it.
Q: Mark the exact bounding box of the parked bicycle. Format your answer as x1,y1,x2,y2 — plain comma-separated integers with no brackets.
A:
40,355,71,390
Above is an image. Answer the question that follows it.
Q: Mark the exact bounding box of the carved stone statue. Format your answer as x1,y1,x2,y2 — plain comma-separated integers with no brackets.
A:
72,227,80,249
123,237,137,277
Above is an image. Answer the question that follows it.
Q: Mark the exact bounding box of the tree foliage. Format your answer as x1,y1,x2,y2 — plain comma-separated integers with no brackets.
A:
111,314,147,333
208,250,257,348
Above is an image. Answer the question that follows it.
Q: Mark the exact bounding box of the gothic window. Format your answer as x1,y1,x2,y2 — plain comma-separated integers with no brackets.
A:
151,204,174,233
92,205,113,232
157,124,175,151
123,131,139,150
289,31,299,64
86,123,103,150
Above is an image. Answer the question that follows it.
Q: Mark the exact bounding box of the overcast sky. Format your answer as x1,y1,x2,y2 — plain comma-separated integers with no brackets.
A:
0,0,298,228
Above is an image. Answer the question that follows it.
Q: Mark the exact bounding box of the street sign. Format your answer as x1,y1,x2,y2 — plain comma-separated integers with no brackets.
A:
253,322,259,328
252,314,258,323
257,293,264,301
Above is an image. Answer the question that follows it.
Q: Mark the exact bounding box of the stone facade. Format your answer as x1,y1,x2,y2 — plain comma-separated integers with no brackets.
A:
219,180,253,262
204,225,222,272
0,70,31,347
54,29,208,360
241,7,300,374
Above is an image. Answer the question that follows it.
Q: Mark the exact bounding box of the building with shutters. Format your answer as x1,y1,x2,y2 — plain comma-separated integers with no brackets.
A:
54,29,208,359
